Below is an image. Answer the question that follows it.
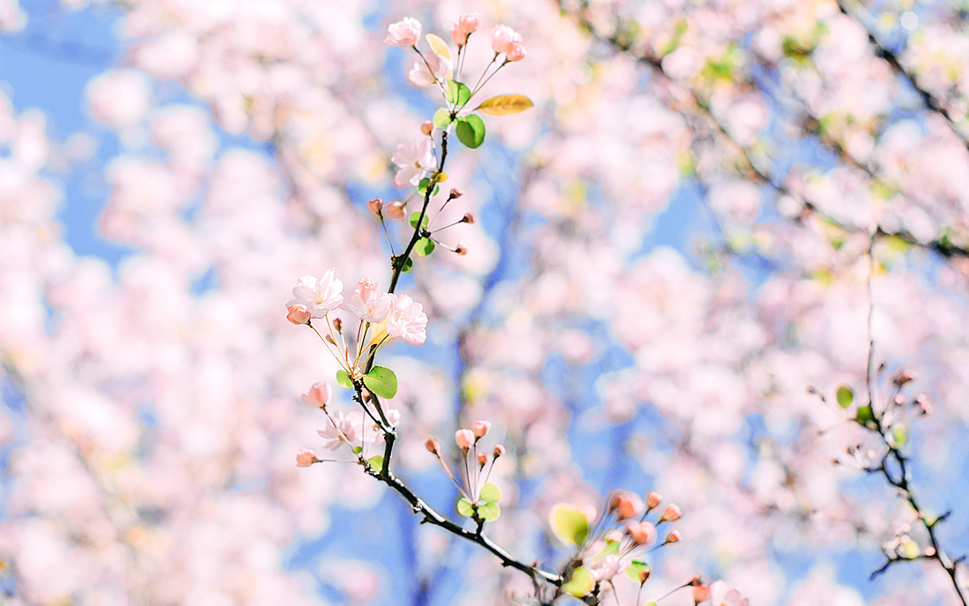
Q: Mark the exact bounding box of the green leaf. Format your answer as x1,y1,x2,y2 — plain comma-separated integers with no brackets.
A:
336,369,353,389
855,404,875,426
417,178,430,195
596,540,620,557
456,497,475,517
414,237,435,257
409,211,429,230
899,539,919,559
456,114,485,149
836,385,854,409
432,107,453,128
478,502,500,521
892,425,907,447
367,455,384,472
352,446,363,454
625,560,651,583
561,566,594,597
475,94,534,116
363,366,398,399
549,504,590,546
479,482,502,503
446,80,472,106
401,257,414,273
425,34,452,61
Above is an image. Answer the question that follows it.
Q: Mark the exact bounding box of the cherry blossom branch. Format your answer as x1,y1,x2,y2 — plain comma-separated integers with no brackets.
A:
388,131,449,294
352,383,563,587
835,0,969,152
856,253,967,604
560,2,969,260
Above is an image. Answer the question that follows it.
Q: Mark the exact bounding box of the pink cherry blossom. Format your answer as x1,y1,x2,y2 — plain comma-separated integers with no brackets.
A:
345,278,392,323
450,13,481,46
455,428,474,451
288,270,344,318
296,448,319,467
386,294,428,345
384,17,421,47
407,51,452,88
471,420,491,438
660,503,682,522
391,138,436,189
301,382,332,409
708,580,750,606
317,410,361,450
491,25,523,56
505,40,526,62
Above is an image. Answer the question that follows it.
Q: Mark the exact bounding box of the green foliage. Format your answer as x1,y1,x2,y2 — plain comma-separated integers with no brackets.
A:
336,369,353,389
457,497,475,517
367,455,384,473
855,404,875,427
456,115,486,148
414,237,435,257
625,560,650,583
475,94,534,116
836,385,854,409
561,566,594,597
409,211,429,229
479,483,501,503
550,505,590,546
363,366,398,399
433,107,453,127
446,80,472,107
478,502,500,521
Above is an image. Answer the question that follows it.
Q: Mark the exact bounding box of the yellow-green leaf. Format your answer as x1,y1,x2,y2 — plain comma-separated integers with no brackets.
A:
549,504,590,546
425,34,452,61
561,566,595,597
479,482,501,503
475,94,535,116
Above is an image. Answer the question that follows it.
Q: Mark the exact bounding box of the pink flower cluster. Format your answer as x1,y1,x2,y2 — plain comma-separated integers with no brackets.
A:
286,272,427,346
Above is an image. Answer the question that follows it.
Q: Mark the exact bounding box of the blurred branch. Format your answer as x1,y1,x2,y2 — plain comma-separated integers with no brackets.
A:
836,0,969,153
559,0,969,260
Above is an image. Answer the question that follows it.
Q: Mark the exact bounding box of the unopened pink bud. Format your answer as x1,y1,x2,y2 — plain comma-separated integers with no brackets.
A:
471,420,491,439
287,304,312,325
448,188,463,200
646,490,662,509
628,521,657,546
296,448,319,467
455,429,475,451
893,370,917,386
368,198,384,219
609,494,641,520
693,584,710,602
421,121,434,136
505,40,526,62
493,444,505,458
659,503,682,523
639,565,651,584
665,529,683,544
425,438,441,455
454,244,468,256
332,317,343,332
477,452,488,466
301,382,332,409
462,213,475,224
915,395,933,415
450,12,481,45
386,200,406,219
